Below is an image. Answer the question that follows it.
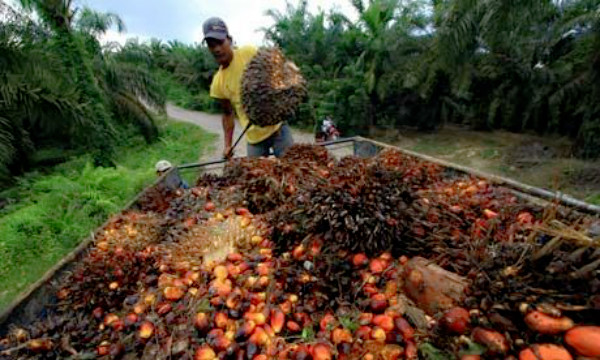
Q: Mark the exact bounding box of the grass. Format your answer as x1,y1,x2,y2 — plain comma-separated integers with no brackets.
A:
389,126,600,205
0,118,216,310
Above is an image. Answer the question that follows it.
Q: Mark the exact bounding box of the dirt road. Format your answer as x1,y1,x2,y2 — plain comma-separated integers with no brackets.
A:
166,104,315,161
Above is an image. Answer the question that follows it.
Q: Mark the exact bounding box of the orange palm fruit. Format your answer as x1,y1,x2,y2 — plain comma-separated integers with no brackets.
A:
371,327,386,342
163,286,185,301
194,345,217,360
215,312,228,329
373,315,394,332
312,343,332,360
270,309,285,333
194,312,210,332
286,321,301,332
352,253,369,267
331,328,353,344
138,321,154,339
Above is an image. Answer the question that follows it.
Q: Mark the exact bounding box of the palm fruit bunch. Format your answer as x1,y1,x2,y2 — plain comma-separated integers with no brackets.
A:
241,47,308,127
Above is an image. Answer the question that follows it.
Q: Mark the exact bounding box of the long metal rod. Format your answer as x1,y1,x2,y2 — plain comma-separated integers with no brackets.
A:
226,123,251,159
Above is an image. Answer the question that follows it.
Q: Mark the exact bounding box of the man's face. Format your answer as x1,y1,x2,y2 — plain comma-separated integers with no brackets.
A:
207,37,233,67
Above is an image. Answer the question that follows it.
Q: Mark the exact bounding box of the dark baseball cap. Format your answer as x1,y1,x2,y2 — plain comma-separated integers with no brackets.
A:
203,17,229,41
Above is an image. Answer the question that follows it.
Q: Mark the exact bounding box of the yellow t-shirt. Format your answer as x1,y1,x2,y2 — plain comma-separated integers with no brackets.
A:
210,45,281,144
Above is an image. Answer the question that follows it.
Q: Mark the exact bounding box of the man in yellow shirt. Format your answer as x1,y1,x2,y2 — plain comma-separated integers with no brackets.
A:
203,17,294,158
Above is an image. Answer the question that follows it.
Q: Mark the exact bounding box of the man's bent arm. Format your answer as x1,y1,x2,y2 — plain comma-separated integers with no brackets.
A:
221,99,235,152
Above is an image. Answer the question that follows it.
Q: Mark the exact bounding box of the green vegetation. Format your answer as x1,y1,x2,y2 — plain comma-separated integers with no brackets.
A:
0,119,216,309
117,39,220,113
263,0,600,158
1,1,165,184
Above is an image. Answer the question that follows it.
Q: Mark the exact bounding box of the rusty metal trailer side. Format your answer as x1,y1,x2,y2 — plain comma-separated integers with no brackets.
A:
1,137,598,335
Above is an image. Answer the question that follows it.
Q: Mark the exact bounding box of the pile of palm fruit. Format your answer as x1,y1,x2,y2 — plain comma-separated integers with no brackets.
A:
1,144,598,360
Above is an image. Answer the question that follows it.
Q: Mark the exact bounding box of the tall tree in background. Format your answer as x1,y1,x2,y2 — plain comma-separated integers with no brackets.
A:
19,0,116,165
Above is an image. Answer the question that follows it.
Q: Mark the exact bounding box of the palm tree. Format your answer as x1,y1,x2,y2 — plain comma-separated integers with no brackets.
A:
19,0,116,165
0,4,86,179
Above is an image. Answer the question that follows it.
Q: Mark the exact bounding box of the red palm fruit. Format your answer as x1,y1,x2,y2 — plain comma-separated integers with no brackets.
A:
138,321,154,339
236,208,251,216
292,245,305,260
27,339,53,353
271,309,285,333
124,313,138,326
133,303,146,315
204,201,216,212
310,240,321,256
331,328,353,344
164,286,185,301
194,345,217,360
235,320,256,340
370,294,388,313
364,284,378,295
472,327,509,354
312,343,332,360
92,307,104,319
287,321,301,332
275,299,290,314
97,344,110,356
483,209,498,219
294,312,311,326
227,253,243,262
111,319,125,331
245,312,267,326
258,276,270,288
385,307,401,319
380,252,392,261
103,314,119,326
212,336,232,352
207,329,224,348
370,259,387,274
356,326,372,340
226,263,239,278
461,355,481,360
381,345,404,360
517,212,534,224
399,256,409,265
214,265,229,281
405,341,418,360
157,302,172,315
359,313,374,325
524,311,574,335
442,307,470,334
194,313,210,332
215,312,228,329
564,326,600,357
249,327,269,346
257,263,270,276
238,262,251,273
352,253,369,267
320,313,336,331
373,315,394,332
394,317,415,340
371,327,386,342
254,355,268,360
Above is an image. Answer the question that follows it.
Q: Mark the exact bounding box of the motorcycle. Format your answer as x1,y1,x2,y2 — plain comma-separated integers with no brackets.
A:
315,121,340,143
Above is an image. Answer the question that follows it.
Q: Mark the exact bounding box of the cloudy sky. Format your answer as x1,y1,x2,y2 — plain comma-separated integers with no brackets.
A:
76,0,358,45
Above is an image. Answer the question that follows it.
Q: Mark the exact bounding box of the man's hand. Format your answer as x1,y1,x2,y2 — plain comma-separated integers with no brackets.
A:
223,145,234,159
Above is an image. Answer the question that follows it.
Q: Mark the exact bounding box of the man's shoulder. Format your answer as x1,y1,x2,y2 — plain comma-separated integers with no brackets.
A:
235,45,258,60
